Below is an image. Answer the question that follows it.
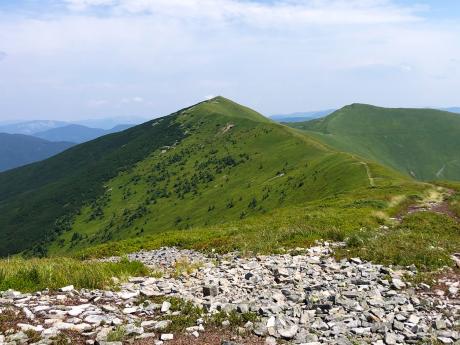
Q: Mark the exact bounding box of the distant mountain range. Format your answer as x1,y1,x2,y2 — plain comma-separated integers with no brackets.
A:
74,116,148,130
0,133,74,172
271,107,460,123
0,116,146,136
0,120,68,135
34,124,133,143
444,107,460,113
0,121,135,172
270,109,335,122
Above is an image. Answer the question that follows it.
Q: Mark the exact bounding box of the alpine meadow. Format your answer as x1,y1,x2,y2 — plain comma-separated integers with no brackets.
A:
1,1,459,344
288,104,460,181
0,97,427,257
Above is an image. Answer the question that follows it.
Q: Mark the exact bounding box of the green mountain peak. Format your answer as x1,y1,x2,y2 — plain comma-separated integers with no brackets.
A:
0,98,409,256
179,96,270,124
289,104,460,181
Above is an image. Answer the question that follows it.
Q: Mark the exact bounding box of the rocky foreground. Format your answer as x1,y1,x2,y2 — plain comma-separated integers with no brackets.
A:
1,243,459,345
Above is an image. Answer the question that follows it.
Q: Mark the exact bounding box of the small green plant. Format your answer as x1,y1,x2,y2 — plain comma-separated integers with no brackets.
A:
150,269,164,278
0,308,22,333
151,297,204,332
24,329,42,343
172,258,203,277
346,234,366,248
0,267,6,283
106,326,126,342
51,333,70,345
207,310,259,329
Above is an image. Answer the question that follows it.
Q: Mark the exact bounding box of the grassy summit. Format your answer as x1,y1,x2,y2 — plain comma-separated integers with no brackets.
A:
50,97,411,255
0,97,420,257
289,104,460,181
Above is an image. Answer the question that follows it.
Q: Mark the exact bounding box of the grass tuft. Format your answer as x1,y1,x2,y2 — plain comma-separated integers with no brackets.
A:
337,212,460,271
149,296,204,332
0,257,150,292
0,308,25,333
107,326,126,342
24,329,42,343
207,310,259,329
172,258,203,277
140,296,258,333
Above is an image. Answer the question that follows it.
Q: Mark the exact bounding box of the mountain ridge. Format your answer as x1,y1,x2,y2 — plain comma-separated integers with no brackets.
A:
270,109,335,123
0,133,74,172
0,120,68,135
0,97,413,257
289,104,460,181
34,124,133,143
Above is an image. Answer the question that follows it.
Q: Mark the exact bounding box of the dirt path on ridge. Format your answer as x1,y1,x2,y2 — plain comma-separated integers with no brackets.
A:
396,187,459,222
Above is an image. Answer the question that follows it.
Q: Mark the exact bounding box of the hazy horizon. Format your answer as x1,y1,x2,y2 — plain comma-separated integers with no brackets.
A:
1,0,459,121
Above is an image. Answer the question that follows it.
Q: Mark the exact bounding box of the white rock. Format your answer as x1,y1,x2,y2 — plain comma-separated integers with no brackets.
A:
392,278,406,290
68,304,91,316
123,307,138,314
84,314,107,325
33,305,50,312
160,333,174,341
278,325,298,339
408,314,420,324
22,307,35,320
60,285,74,292
266,316,276,328
119,291,139,300
73,323,93,332
55,322,76,330
161,301,171,313
385,332,397,345
17,323,43,332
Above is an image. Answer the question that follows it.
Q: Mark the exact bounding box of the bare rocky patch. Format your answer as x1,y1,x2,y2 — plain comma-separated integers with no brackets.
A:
1,244,459,344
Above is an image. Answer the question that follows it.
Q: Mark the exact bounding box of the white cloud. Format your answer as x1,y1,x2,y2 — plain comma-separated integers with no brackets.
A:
122,96,144,103
63,0,422,26
0,1,459,120
88,99,109,107
65,0,117,11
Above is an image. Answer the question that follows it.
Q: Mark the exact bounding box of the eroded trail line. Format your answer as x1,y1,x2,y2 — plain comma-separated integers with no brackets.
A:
360,161,375,187
347,153,375,187
398,187,458,222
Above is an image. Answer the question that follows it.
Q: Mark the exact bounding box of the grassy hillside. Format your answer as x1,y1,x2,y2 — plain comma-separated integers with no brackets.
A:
0,98,423,257
0,133,74,172
0,112,185,256
49,98,419,255
73,180,427,258
289,104,460,181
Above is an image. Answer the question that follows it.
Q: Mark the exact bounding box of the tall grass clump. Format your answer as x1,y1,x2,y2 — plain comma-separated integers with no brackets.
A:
0,257,149,293
448,192,460,218
337,212,460,271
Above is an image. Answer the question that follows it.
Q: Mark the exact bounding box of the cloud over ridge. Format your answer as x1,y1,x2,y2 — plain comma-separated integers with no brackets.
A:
64,0,422,26
0,0,458,120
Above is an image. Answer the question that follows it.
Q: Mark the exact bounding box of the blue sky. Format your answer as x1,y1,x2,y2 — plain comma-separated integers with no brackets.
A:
0,0,459,121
